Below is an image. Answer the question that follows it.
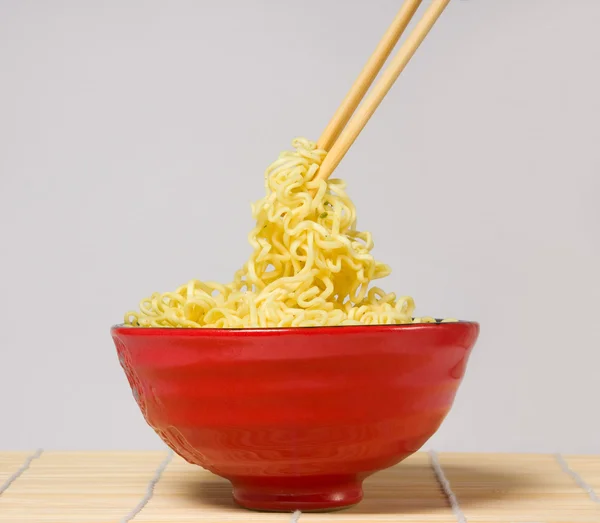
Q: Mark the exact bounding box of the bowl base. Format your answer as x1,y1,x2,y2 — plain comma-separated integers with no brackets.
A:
231,475,363,512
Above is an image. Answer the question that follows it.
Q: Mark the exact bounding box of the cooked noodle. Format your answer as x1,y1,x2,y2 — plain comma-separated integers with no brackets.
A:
124,138,455,328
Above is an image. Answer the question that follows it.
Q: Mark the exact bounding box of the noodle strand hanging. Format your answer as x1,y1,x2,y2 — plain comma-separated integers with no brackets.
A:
125,138,454,328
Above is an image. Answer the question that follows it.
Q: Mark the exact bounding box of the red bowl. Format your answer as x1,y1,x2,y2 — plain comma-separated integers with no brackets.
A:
111,322,479,512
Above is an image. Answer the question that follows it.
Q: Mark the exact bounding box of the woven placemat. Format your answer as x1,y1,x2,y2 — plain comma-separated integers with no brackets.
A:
1,451,599,522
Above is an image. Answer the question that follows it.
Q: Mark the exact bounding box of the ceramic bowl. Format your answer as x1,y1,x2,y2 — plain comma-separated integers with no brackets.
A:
111,322,479,511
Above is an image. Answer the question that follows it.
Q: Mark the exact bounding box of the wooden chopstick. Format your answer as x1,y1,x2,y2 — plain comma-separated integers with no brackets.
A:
315,0,452,184
317,0,424,152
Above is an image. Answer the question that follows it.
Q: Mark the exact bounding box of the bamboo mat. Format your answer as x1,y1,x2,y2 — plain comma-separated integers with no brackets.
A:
1,451,599,523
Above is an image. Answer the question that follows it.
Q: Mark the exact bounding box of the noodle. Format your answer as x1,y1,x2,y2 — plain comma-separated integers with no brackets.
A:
124,138,456,328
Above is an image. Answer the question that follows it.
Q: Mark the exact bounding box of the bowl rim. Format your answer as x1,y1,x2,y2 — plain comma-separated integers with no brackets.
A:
111,320,479,337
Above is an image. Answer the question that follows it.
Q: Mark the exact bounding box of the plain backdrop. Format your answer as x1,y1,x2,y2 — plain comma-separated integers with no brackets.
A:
1,0,598,453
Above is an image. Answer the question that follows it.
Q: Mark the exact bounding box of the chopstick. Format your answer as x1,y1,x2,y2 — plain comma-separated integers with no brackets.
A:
315,0,452,184
317,0,424,152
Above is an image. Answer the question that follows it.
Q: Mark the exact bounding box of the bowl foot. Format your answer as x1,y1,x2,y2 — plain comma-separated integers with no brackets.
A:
231,475,363,512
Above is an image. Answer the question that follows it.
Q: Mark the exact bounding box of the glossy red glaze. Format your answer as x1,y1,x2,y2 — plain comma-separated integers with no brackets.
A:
111,322,479,511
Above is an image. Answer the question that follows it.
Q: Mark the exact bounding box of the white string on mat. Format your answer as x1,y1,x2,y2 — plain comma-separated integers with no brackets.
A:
290,509,302,523
120,449,174,523
428,450,468,523
555,453,600,504
0,448,43,496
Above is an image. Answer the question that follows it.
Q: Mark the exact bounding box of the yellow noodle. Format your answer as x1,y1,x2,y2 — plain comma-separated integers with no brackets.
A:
125,138,456,328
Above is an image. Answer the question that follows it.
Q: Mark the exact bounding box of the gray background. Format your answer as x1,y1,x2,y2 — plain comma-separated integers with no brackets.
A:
1,0,598,452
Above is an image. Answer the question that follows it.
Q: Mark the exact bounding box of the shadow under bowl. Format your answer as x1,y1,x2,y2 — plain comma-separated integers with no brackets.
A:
111,322,479,512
